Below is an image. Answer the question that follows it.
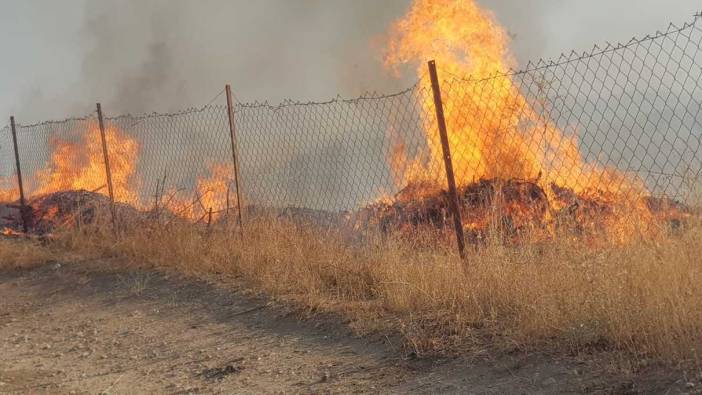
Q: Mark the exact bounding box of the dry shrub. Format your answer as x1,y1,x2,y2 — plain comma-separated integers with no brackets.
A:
12,213,702,364
0,239,58,270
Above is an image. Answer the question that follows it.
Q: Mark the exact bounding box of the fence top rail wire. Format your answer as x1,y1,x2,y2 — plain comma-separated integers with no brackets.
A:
437,11,702,83
4,90,228,136
3,11,701,131
3,83,422,133
20,82,423,128
105,104,226,123
0,11,701,246
232,81,420,111
14,113,95,130
105,88,226,124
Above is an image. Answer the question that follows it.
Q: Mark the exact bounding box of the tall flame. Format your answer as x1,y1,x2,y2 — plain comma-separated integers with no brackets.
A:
382,0,667,243
33,124,140,203
198,163,236,216
0,178,19,202
169,162,236,221
34,127,238,222
385,0,645,198
0,122,237,223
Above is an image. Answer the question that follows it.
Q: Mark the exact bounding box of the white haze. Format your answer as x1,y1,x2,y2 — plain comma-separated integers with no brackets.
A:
0,0,699,123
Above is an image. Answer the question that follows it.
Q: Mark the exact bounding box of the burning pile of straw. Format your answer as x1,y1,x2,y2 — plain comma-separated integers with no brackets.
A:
369,178,693,244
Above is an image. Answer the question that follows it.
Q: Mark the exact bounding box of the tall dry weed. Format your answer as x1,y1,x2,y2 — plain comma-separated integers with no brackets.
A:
7,212,702,364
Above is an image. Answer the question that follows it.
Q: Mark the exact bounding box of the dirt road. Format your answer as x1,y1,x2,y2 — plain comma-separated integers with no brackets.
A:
0,262,693,394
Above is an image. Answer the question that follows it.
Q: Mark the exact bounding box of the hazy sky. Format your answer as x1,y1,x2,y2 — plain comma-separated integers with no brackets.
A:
0,0,699,124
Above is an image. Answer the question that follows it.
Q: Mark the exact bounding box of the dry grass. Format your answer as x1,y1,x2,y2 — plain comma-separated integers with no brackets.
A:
0,238,63,270
4,212,702,365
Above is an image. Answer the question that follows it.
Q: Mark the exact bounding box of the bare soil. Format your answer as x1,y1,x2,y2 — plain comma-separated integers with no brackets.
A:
0,262,697,394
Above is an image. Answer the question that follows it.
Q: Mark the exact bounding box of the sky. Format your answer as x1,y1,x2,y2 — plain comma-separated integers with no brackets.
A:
0,0,700,124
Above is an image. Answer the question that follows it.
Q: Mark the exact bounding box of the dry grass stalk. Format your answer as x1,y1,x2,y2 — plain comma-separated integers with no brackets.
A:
2,207,701,366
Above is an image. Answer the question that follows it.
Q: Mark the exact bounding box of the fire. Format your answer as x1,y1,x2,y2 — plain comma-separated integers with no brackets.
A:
2,227,18,236
385,0,522,185
383,0,669,241
27,122,237,223
33,123,140,204
385,0,637,194
0,124,140,205
0,178,19,202
159,162,236,222
197,162,236,217
0,119,238,226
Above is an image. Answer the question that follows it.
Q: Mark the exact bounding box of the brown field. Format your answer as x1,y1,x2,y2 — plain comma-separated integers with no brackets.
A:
4,211,702,364
3,208,702,392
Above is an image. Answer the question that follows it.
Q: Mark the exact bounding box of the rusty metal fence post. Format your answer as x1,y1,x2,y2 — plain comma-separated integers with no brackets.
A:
427,60,466,259
96,103,117,233
225,84,245,239
9,116,29,233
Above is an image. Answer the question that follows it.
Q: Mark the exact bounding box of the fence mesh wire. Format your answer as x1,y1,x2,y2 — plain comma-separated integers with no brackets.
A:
105,104,232,218
0,125,16,202
233,87,426,212
431,18,702,203
0,15,701,239
12,117,101,198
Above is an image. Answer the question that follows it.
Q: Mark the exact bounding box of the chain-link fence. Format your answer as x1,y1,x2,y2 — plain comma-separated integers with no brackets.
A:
13,116,101,197
105,104,232,219
1,15,701,245
0,125,17,202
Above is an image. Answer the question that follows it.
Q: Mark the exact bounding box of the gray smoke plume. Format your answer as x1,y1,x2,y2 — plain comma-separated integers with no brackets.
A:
2,0,700,209
75,0,702,116
3,0,700,121
73,0,414,117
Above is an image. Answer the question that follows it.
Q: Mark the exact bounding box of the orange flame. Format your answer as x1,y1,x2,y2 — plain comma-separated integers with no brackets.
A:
0,121,237,225
384,0,662,241
197,162,236,217
386,0,643,195
160,162,236,222
33,124,140,203
2,227,20,236
0,177,19,202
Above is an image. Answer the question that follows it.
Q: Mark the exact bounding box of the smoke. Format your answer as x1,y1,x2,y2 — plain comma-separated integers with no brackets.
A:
2,0,701,207
4,0,700,121
78,0,195,115
72,0,412,117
